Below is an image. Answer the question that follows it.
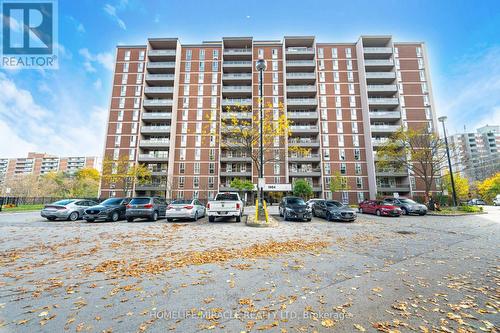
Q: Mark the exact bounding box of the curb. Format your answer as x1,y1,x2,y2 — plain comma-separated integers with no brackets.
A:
427,212,487,217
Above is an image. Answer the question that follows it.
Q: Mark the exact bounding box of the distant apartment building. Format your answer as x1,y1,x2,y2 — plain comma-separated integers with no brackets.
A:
0,152,99,188
449,125,500,181
100,35,438,203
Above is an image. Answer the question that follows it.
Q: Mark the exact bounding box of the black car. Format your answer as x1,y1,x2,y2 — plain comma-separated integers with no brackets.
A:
279,196,312,222
83,198,130,222
312,200,357,222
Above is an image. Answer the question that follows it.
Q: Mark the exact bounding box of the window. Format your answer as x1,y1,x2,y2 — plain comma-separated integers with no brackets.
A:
211,97,217,107
178,176,185,189
199,61,205,72
123,63,129,73
355,163,361,175
353,135,359,147
212,61,218,72
120,86,126,96
186,49,192,60
116,123,122,134
137,63,143,73
334,83,340,95
209,149,215,160
318,48,324,58
319,72,325,82
194,163,200,174
332,48,338,58
180,135,187,147
333,60,338,70
130,135,136,147
179,163,185,174
339,148,345,160
354,149,360,160
113,148,119,160
421,82,428,93
117,110,124,121
194,149,200,161
131,123,137,134
195,135,201,147
198,73,204,83
338,135,344,147
352,122,358,133
348,84,354,95
323,149,330,160
346,60,352,70
347,71,354,82
133,98,140,108
213,49,219,59
336,108,342,120
124,50,130,61
416,47,422,57
139,50,145,61
119,97,125,108
185,62,191,72
394,47,399,57
337,122,343,133
345,48,351,58
324,163,331,175
321,108,328,120
212,73,217,84
340,163,346,175
320,96,327,107
322,122,329,134
114,135,121,147
272,61,278,71
199,49,205,60
135,85,141,96
272,48,278,59
180,148,186,160
181,122,188,134
418,58,424,69
209,163,215,174
274,163,280,175
273,84,279,95
121,74,128,84
196,123,202,134
333,71,339,82
319,60,325,70
423,95,430,106
419,70,426,81
129,149,135,161
258,48,264,59
356,177,363,189
335,96,341,107
322,134,329,147
208,176,215,189
350,108,357,120
272,72,278,83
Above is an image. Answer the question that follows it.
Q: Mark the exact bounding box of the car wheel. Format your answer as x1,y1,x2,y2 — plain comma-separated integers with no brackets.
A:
46,217,56,221
208,216,215,223
326,212,332,221
279,208,283,217
419,213,426,216
192,212,198,221
111,212,119,222
401,208,408,215
236,214,241,223
68,212,79,221
360,208,364,214
150,211,158,222
86,219,95,223
376,210,381,216
312,209,316,217
306,218,311,222
283,211,289,221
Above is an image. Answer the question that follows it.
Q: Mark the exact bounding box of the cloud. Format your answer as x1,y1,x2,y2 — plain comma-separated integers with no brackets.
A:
103,4,127,30
435,46,500,134
94,79,103,90
79,48,114,72
68,16,86,33
0,73,107,157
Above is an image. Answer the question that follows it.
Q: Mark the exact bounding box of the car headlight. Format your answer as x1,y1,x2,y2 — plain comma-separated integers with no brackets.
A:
285,207,293,212
306,207,312,212
104,208,114,213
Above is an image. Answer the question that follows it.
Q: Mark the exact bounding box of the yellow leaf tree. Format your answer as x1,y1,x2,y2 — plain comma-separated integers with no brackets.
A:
442,171,469,201
101,156,151,196
477,172,500,203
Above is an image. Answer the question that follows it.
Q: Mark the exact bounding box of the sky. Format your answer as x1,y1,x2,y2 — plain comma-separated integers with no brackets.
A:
0,0,499,157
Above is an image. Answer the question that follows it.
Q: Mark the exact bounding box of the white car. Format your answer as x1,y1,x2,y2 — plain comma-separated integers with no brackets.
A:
494,195,500,206
207,192,244,223
306,199,323,209
166,199,206,222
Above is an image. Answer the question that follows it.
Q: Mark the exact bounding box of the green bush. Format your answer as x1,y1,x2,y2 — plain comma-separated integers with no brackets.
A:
458,205,483,213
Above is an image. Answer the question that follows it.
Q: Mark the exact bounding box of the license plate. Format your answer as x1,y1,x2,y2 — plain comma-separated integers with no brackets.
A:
175,208,181,211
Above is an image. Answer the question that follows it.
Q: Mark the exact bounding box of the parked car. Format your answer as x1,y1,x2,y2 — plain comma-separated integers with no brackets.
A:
279,196,312,222
494,195,500,206
359,200,402,217
206,192,244,223
83,197,130,222
125,197,167,222
467,198,486,206
306,198,323,210
312,200,357,222
383,197,427,216
41,199,98,221
166,199,206,222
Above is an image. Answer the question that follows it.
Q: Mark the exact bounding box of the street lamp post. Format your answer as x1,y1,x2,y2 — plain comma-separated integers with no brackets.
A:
255,58,267,211
438,116,457,206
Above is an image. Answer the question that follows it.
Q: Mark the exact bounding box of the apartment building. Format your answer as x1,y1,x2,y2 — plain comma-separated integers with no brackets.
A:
0,152,99,188
100,35,437,203
449,125,500,181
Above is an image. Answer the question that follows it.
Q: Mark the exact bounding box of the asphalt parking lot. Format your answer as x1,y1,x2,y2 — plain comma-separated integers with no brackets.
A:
0,207,499,332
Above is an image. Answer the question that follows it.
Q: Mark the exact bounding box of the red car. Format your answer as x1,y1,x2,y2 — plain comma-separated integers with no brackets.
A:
359,200,402,217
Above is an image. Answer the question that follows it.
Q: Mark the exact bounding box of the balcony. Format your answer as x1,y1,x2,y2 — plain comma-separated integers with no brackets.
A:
143,99,173,109
287,98,317,107
377,184,411,193
290,125,319,134
222,73,252,83
365,72,396,83
286,72,316,83
141,112,172,121
289,169,322,177
371,138,390,147
139,140,170,148
369,111,401,121
144,86,174,97
135,183,168,191
363,47,393,58
367,84,398,93
222,98,252,106
147,62,175,73
221,112,252,120
375,169,408,177
223,48,252,55
286,85,317,96
287,111,318,120
364,59,394,70
137,154,169,162
285,47,315,59
223,61,252,72
288,154,321,162
286,60,315,70
220,171,252,177
222,85,252,97
370,124,401,134
148,49,176,58
288,139,320,148
220,155,252,162
141,125,171,134
145,74,175,84
368,97,399,107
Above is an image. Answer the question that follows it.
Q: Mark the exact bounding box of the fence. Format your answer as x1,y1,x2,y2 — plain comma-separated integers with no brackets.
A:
0,197,101,207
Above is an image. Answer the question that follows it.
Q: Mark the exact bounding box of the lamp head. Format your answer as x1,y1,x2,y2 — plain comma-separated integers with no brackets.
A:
438,116,447,122
255,58,267,71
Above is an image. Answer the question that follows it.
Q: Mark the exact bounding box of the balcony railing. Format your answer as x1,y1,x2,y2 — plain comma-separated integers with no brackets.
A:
139,139,170,147
148,49,176,56
286,72,316,79
221,112,252,119
287,111,318,119
369,111,401,119
147,61,175,68
287,98,317,106
290,125,319,132
286,60,315,66
368,97,399,105
222,73,252,80
222,86,252,93
138,154,169,162
364,47,393,54
141,125,171,133
288,154,321,161
365,72,396,79
144,86,174,94
145,74,175,81
288,139,320,147
364,59,394,66
367,84,397,92
222,98,252,106
370,125,401,133
286,47,315,54
223,48,252,54
143,99,173,107
223,61,252,66
286,85,317,92
141,112,172,120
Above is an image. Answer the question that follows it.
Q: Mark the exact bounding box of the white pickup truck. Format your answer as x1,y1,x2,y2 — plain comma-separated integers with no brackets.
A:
207,192,244,222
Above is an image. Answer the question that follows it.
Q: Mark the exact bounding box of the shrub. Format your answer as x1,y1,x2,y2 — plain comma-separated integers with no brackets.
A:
458,205,482,213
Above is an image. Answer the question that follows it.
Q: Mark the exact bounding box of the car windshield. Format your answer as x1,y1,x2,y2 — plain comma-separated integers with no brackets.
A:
399,198,417,204
287,198,306,205
216,193,239,201
129,198,151,205
100,198,124,206
52,199,75,206
326,201,343,207
171,200,192,205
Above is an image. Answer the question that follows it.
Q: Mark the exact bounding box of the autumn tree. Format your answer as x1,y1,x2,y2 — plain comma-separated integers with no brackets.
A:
477,172,500,203
293,179,313,200
101,156,151,195
230,178,255,202
72,168,100,198
329,171,350,195
377,128,457,197
442,171,469,201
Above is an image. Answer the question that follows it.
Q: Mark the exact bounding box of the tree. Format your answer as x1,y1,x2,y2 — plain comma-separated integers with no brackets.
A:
101,156,151,195
377,127,457,197
442,171,469,201
72,168,100,198
207,102,309,204
477,172,500,204
230,178,255,203
329,171,349,195
293,179,313,199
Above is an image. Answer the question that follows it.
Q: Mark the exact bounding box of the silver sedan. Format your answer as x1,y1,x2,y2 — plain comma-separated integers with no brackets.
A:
165,199,206,222
41,199,98,221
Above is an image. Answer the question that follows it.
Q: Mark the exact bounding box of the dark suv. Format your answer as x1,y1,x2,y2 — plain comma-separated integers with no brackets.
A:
279,196,312,222
83,197,130,222
125,197,167,222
